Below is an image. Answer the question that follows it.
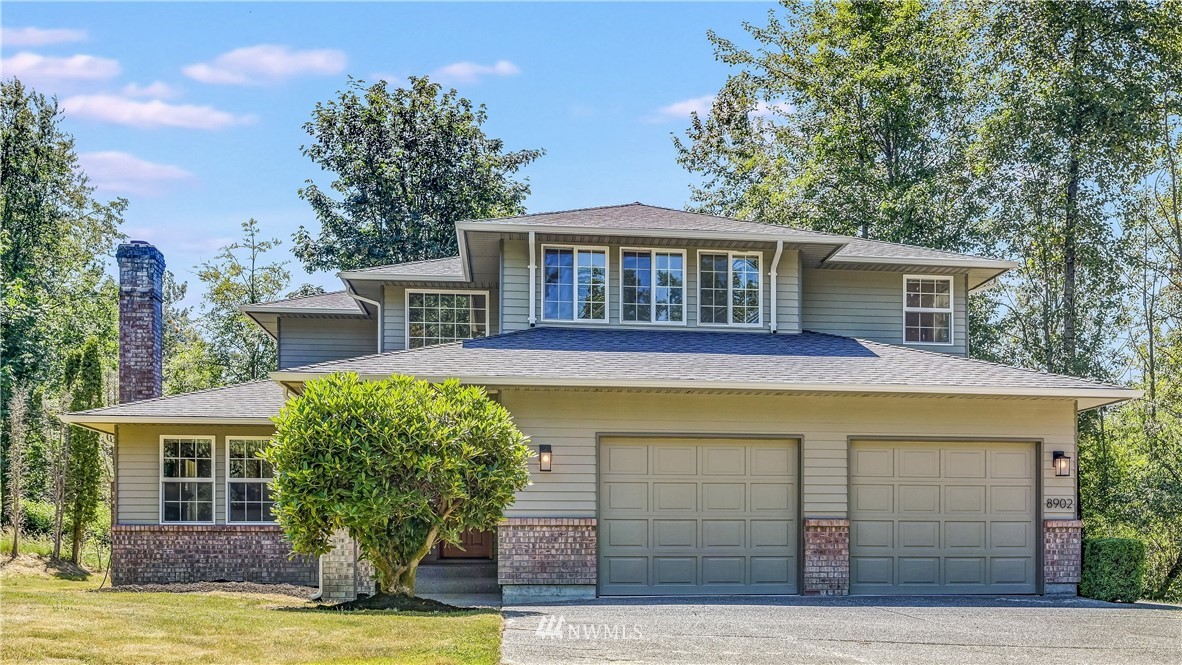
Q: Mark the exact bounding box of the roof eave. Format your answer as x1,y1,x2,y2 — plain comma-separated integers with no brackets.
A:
269,370,1140,407
826,255,1019,271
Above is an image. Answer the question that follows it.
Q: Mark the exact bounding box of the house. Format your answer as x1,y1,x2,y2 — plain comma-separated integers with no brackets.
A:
64,204,1138,601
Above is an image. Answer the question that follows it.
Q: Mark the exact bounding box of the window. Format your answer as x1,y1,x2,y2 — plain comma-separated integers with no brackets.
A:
904,276,953,344
161,436,214,523
227,437,275,523
698,252,762,325
543,246,608,321
621,249,685,323
406,290,489,349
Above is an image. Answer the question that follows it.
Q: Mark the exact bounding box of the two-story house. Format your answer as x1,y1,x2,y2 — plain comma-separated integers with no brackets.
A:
65,203,1137,601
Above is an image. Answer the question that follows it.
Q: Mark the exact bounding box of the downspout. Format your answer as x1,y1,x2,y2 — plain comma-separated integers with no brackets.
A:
769,240,784,333
350,291,383,353
527,231,537,327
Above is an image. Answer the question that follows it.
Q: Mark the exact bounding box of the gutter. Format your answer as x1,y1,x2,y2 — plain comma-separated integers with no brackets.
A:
345,287,383,353
527,231,537,327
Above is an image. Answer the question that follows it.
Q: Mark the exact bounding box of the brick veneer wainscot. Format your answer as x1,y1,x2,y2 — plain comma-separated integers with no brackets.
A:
112,525,318,586
497,518,597,585
1044,519,1084,585
803,518,850,596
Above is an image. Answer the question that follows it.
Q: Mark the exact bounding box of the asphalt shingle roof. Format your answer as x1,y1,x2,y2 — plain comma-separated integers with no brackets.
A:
341,256,464,278
280,327,1130,397
65,381,286,421
242,290,365,314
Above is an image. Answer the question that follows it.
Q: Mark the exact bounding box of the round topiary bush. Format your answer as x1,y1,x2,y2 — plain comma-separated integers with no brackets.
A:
1080,537,1145,603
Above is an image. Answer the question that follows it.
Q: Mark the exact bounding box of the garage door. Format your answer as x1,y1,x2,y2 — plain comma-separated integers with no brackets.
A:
850,441,1037,594
599,438,798,595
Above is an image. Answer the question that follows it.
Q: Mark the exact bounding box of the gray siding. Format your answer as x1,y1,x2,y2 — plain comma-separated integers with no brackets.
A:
801,269,967,354
382,285,500,351
500,390,1077,520
500,239,800,333
278,317,377,369
115,424,275,525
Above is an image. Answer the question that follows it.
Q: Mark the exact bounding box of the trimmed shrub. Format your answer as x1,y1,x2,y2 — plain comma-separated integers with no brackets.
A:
1081,538,1145,602
20,500,55,537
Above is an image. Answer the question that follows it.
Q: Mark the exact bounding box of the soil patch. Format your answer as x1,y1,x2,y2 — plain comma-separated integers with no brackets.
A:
329,593,465,612
98,581,317,598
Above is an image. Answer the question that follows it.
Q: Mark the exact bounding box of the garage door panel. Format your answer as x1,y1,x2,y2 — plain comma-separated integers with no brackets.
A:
851,441,1036,595
702,483,745,511
898,521,939,549
898,485,940,512
653,483,696,511
605,446,648,475
852,448,894,476
600,438,798,596
604,482,648,511
653,520,696,548
899,449,941,477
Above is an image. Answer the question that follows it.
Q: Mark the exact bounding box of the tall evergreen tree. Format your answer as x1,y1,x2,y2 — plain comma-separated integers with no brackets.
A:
676,0,987,251
64,338,103,564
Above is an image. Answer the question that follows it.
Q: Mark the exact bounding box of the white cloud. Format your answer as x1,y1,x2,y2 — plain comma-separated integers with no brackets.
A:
79,151,195,196
121,81,181,99
431,60,520,85
648,94,715,123
0,52,119,83
1,27,88,47
183,44,346,85
61,94,255,130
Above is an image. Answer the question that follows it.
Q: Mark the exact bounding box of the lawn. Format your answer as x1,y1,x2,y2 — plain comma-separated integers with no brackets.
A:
0,557,502,665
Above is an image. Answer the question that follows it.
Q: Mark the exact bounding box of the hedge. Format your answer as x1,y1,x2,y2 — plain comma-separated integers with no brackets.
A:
1081,537,1145,603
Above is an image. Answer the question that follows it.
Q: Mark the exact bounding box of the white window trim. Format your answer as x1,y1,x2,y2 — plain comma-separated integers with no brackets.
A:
696,250,765,328
404,288,492,350
539,244,611,323
159,434,216,525
902,274,955,347
224,435,275,525
618,247,689,326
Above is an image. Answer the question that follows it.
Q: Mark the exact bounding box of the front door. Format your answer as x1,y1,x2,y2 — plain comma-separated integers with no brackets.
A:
441,529,494,559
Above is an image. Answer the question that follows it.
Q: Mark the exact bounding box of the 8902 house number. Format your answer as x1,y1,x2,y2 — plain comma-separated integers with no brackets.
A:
1046,497,1074,509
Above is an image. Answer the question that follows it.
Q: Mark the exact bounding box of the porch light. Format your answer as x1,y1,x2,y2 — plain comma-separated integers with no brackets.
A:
1053,451,1071,477
538,444,553,472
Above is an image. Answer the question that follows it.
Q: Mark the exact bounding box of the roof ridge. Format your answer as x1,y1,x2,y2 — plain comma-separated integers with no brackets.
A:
848,335,1128,390
70,380,279,415
465,202,649,224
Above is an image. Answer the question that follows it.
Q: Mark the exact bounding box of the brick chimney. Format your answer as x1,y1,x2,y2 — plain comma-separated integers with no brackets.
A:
116,241,165,403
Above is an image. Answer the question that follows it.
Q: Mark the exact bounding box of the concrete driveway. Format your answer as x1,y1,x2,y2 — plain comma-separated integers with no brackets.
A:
502,595,1181,664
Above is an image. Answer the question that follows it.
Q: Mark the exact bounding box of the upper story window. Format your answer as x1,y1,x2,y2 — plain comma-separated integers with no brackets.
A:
904,276,953,345
161,436,214,523
699,252,762,326
406,290,489,349
543,246,608,322
227,437,275,524
621,249,686,324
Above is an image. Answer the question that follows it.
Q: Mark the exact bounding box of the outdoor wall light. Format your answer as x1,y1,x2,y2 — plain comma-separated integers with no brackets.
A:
538,444,553,472
1053,451,1071,477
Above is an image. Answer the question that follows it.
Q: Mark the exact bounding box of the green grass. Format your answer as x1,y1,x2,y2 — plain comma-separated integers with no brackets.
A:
0,557,502,665
0,531,108,571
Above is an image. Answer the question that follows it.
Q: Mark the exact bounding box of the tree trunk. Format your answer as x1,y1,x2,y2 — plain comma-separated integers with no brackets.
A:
71,512,83,564
52,428,68,560
1154,548,1182,599
371,525,440,597
1063,152,1080,375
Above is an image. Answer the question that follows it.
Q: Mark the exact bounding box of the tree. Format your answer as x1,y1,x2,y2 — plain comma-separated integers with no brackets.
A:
63,338,103,564
676,0,988,251
976,0,1182,377
162,271,220,395
6,384,29,557
1,78,122,509
197,219,289,383
294,76,543,272
265,373,533,597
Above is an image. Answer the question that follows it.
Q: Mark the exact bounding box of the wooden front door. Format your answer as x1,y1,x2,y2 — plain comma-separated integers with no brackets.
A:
441,529,494,559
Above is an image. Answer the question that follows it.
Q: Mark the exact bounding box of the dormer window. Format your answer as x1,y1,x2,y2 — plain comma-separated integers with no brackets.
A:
621,249,686,323
543,246,608,322
904,276,953,345
698,252,762,326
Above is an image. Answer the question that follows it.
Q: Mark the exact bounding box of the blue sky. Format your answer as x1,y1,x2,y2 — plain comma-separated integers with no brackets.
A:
3,1,771,306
